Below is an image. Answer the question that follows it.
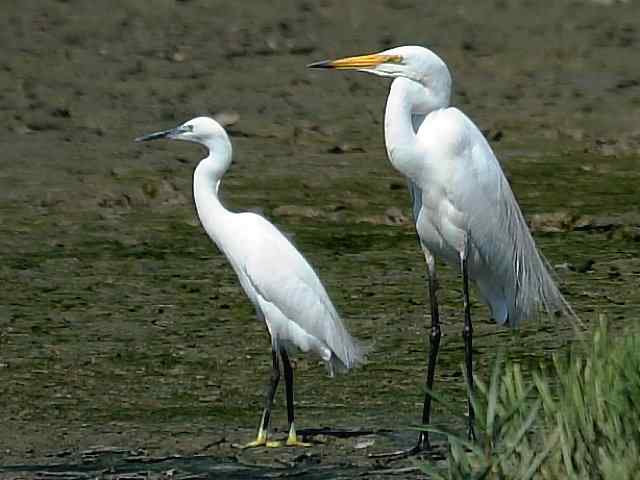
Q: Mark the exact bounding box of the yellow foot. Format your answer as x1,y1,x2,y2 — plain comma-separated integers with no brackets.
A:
286,437,312,447
284,424,312,447
286,431,312,447
259,437,311,448
234,430,268,449
240,438,266,449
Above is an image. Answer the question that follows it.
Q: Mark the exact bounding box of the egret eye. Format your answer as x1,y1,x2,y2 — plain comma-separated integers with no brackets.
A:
184,124,194,132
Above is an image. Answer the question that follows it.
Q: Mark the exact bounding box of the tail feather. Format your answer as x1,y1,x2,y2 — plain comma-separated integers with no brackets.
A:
326,327,367,377
473,176,578,327
504,201,575,326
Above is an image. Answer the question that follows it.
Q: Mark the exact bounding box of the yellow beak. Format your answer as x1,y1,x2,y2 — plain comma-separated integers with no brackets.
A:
307,53,401,70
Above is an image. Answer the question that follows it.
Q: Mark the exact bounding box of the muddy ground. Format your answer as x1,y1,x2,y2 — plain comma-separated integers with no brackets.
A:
1,0,639,478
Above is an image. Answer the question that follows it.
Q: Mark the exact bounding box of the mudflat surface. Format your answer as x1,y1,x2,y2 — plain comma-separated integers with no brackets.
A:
1,1,639,478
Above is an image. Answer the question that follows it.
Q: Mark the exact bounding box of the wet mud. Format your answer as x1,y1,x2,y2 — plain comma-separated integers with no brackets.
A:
1,1,640,478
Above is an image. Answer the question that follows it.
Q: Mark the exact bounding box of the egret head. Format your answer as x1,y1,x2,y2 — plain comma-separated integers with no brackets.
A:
308,45,451,92
135,116,226,145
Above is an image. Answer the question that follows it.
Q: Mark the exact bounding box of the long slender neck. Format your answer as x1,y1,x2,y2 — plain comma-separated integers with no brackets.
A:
192,136,233,243
384,77,449,179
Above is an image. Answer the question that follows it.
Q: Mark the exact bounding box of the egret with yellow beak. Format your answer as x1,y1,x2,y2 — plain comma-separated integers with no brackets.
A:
309,46,573,456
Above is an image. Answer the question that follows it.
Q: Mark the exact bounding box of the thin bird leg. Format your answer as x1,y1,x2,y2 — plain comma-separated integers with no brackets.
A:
241,347,280,448
461,255,476,441
369,254,441,459
277,348,311,447
418,258,441,451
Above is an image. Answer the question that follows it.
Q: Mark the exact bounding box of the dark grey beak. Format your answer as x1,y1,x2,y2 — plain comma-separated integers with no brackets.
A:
134,128,174,143
306,60,334,69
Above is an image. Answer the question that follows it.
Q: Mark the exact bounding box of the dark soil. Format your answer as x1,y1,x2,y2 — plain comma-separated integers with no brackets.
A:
1,1,639,478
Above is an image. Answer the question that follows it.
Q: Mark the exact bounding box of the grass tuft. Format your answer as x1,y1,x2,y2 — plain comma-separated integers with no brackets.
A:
420,319,640,479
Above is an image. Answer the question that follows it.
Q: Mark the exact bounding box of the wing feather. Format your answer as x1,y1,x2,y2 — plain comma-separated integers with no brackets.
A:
420,109,573,325
407,179,423,224
241,216,364,368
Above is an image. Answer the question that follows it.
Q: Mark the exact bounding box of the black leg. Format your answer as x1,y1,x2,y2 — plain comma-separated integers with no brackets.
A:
418,265,441,450
281,348,295,431
461,256,476,441
369,256,441,459
262,348,281,433
280,348,310,446
239,347,280,448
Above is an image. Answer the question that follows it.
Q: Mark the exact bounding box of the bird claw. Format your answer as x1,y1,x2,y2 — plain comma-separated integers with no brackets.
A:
233,436,311,449
368,443,424,460
281,424,312,447
233,431,269,449
285,435,312,447
368,433,445,460
260,437,312,448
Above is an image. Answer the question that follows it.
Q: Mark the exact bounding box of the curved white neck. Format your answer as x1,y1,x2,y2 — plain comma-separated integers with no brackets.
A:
384,77,449,179
192,136,233,243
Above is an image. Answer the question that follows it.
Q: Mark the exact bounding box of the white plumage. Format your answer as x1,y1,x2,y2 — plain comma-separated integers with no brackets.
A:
409,105,569,325
136,116,363,448
310,45,573,454
194,181,362,373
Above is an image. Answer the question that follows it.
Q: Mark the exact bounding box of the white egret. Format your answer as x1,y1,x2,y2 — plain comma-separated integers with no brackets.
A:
136,116,364,448
309,46,573,455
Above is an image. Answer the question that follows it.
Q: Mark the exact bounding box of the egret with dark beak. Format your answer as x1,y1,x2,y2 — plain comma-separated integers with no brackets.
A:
136,116,365,448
